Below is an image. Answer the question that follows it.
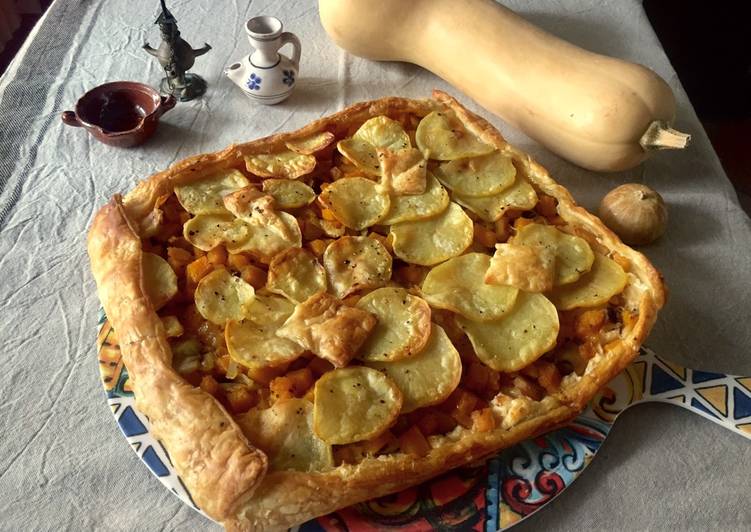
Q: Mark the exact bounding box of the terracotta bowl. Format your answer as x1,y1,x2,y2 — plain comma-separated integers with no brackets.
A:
62,81,176,148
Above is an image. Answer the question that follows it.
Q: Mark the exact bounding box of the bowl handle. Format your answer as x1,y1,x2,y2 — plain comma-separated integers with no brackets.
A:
61,111,82,127
158,95,177,116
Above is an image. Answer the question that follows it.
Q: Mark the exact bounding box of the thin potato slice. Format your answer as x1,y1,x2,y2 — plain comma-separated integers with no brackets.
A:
247,291,297,323
367,324,461,413
336,138,381,175
355,287,432,362
174,169,250,215
266,248,327,304
379,172,450,225
453,178,538,222
390,202,473,266
355,116,411,150
485,243,556,293
244,150,316,179
238,399,333,472
415,111,495,160
183,213,252,252
222,187,271,219
378,147,427,195
319,177,390,230
194,269,256,325
457,292,559,372
230,211,302,259
313,367,402,445
421,253,518,321
142,252,177,310
514,224,595,286
323,236,392,298
285,131,335,155
337,116,411,175
434,152,516,197
262,179,316,209
548,254,627,310
225,293,303,368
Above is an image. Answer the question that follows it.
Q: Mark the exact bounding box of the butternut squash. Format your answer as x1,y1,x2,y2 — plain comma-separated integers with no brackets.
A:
319,0,690,171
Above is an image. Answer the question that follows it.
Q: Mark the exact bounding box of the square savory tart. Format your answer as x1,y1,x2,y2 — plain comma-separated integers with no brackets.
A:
88,91,664,530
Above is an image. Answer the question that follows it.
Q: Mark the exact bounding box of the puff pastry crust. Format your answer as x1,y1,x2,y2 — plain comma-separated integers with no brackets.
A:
88,91,665,530
276,292,377,367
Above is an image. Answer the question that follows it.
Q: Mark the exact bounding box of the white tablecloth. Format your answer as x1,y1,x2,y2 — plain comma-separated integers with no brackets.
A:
1,0,749,530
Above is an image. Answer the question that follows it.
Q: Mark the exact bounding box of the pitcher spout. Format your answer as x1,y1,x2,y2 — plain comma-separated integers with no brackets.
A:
225,60,250,88
226,15,301,105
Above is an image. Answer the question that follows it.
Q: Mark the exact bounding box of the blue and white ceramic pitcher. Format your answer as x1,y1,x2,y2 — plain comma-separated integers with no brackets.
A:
225,16,301,105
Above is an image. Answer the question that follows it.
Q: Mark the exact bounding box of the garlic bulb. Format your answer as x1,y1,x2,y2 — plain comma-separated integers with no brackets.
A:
598,184,667,245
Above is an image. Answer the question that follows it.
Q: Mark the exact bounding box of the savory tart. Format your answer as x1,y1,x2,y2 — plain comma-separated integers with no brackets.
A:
87,91,665,530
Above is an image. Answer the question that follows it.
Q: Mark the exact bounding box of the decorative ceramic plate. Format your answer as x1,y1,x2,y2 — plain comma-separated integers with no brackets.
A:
97,310,751,530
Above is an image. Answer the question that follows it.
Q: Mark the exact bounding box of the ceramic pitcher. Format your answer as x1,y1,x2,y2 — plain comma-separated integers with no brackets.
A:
225,16,301,105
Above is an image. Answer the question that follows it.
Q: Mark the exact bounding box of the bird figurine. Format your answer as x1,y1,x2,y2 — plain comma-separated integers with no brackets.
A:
143,0,211,101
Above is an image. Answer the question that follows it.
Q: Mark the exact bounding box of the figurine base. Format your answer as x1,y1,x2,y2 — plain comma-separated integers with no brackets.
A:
160,73,207,102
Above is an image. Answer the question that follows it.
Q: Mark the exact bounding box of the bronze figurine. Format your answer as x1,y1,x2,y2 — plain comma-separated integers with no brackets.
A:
143,0,211,101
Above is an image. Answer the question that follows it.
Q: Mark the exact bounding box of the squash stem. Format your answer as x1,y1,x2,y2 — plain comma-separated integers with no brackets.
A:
640,120,691,151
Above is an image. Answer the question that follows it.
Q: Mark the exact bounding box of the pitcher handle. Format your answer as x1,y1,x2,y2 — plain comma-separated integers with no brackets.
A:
280,31,301,68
